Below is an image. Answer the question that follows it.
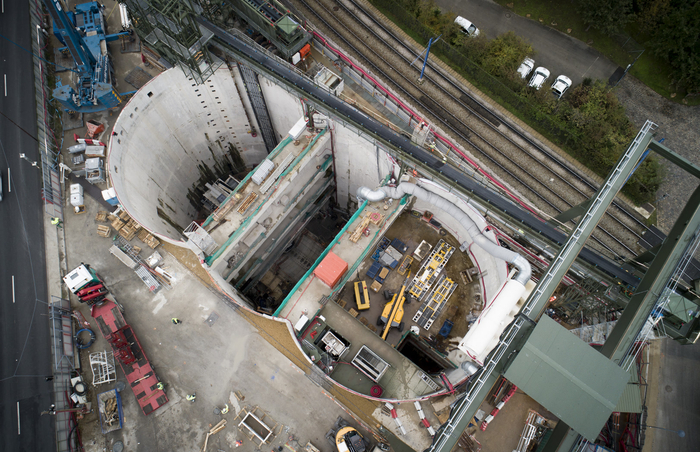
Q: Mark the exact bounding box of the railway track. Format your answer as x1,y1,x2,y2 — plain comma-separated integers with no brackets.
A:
289,0,663,260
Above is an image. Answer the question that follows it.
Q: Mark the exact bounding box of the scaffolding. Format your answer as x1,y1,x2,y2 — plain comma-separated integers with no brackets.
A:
123,0,221,83
90,351,117,385
408,240,455,300
413,274,457,330
553,278,613,324
238,63,279,153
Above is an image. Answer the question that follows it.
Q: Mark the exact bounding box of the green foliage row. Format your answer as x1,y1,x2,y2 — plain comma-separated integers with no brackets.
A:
369,0,661,204
577,0,700,94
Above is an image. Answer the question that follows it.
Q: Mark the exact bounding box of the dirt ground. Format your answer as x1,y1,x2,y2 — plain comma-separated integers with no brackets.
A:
615,76,700,233
335,209,478,349
471,387,558,452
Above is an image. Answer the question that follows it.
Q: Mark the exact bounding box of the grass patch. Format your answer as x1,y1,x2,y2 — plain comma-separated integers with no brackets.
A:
645,209,658,228
367,0,660,204
494,0,700,105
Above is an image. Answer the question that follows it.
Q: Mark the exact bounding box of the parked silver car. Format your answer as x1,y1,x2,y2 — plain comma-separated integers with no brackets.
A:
551,75,572,99
528,67,550,90
517,57,535,79
455,16,480,37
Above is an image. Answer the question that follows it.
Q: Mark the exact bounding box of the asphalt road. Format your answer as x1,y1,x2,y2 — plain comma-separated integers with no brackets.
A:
650,338,700,452
437,0,619,88
0,1,55,451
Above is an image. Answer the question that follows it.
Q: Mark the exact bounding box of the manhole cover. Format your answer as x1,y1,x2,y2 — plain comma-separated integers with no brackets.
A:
113,441,124,452
505,13,511,18
665,385,673,393
206,312,220,327
115,381,126,392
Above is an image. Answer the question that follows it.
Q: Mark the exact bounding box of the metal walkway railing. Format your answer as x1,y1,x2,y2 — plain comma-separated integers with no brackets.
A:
427,120,657,452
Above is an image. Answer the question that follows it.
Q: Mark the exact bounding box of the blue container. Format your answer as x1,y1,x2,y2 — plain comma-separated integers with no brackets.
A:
98,389,124,433
366,262,382,279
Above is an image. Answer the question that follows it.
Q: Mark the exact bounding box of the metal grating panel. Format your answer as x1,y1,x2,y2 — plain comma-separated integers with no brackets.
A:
352,345,389,382
135,266,161,292
238,63,278,153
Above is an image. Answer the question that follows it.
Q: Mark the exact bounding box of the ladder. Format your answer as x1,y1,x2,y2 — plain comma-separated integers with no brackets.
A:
413,275,457,329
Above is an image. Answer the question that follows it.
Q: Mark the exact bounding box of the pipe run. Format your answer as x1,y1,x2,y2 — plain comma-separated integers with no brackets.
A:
357,183,531,285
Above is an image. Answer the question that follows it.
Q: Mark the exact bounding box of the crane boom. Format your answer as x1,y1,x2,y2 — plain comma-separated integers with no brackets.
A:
43,0,129,112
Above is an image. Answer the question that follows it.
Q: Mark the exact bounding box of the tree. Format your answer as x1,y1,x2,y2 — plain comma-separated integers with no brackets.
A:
482,32,534,79
647,1,700,93
576,0,634,35
635,0,672,33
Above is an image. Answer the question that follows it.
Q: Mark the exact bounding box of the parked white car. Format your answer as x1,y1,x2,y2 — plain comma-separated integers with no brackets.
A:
455,16,480,37
551,75,572,99
517,57,535,79
528,67,550,90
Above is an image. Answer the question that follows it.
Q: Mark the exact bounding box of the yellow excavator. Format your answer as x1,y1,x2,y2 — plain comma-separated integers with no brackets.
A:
378,273,410,340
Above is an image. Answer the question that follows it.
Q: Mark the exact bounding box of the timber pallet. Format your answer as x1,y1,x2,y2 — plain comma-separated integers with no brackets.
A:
95,211,108,222
97,225,111,238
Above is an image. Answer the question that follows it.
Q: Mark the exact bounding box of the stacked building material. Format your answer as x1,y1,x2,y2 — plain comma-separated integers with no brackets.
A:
480,383,518,430
414,401,436,437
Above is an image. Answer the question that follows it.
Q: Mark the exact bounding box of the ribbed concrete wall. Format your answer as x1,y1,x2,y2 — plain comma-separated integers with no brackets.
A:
108,66,268,242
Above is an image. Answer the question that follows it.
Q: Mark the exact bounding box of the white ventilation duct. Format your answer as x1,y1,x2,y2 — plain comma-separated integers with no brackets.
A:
459,279,526,363
357,182,532,364
357,183,530,285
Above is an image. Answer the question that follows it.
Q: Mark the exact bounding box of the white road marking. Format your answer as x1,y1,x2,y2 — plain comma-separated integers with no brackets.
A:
12,275,15,303
582,57,599,78
7,167,10,192
151,292,168,314
2,0,4,14
16,402,20,434
3,74,6,97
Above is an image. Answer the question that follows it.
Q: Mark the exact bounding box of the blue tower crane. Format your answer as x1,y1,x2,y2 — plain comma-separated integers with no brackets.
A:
44,0,129,112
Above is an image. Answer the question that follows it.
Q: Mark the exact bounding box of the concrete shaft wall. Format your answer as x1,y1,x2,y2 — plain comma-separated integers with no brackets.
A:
259,75,305,143
108,66,268,242
333,126,393,210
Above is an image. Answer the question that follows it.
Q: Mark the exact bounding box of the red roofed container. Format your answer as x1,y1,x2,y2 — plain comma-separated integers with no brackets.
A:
314,252,348,289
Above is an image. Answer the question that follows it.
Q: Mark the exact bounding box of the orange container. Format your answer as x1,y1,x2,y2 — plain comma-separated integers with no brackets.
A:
314,252,348,289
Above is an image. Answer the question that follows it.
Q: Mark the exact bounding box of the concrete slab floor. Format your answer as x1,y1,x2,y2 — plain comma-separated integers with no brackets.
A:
62,193,373,452
46,7,395,448
469,389,558,452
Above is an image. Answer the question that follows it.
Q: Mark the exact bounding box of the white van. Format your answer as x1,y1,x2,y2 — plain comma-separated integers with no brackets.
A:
455,16,480,37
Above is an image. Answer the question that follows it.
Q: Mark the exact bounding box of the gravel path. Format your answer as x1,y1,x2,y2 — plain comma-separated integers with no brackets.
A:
616,76,700,234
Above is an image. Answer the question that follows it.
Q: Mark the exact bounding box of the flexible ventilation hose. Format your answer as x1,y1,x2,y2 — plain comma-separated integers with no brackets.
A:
357,183,531,285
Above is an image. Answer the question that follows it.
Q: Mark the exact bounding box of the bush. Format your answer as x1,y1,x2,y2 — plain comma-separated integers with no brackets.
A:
483,32,534,79
370,0,659,204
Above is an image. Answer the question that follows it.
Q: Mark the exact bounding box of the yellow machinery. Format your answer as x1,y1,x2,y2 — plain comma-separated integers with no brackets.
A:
413,274,457,330
354,281,370,310
379,274,409,340
408,240,455,300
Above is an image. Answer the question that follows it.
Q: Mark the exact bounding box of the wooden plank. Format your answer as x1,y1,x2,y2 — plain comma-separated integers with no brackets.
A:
237,192,258,214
